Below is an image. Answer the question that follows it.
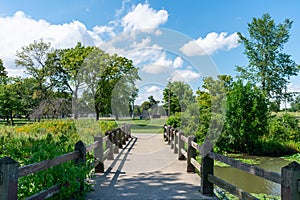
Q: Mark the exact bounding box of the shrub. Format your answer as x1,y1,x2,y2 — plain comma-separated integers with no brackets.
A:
166,113,181,128
99,120,118,133
268,114,300,142
0,120,91,199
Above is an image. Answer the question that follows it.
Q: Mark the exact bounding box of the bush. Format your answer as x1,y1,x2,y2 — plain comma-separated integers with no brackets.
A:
166,113,181,128
268,114,300,142
99,120,118,133
0,120,91,199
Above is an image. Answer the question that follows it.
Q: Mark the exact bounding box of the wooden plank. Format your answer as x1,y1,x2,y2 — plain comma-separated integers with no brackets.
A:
191,141,199,151
19,151,80,178
191,158,201,172
208,152,281,184
103,135,109,143
181,149,187,158
208,174,258,200
25,184,60,200
86,140,100,152
180,135,188,143
103,149,111,161
93,159,101,169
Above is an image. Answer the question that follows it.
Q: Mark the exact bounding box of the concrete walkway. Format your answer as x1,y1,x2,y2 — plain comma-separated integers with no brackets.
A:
86,134,216,200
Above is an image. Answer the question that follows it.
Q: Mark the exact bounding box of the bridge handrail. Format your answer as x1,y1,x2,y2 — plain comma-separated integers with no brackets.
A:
163,124,300,200
0,123,131,200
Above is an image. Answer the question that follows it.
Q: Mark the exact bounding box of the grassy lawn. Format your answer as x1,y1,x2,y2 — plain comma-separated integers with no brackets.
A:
116,118,166,133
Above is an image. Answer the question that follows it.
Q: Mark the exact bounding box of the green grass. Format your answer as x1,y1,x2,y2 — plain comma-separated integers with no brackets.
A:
116,118,166,133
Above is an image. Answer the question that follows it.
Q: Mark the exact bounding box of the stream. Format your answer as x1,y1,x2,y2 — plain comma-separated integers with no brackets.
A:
214,155,291,196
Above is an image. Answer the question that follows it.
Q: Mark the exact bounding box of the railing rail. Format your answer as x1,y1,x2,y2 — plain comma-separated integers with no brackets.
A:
163,124,300,200
0,124,131,200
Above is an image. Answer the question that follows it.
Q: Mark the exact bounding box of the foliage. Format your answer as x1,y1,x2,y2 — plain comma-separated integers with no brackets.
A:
218,81,268,153
236,13,299,104
165,113,181,128
163,81,195,115
290,95,300,112
267,114,300,142
99,120,118,133
0,120,94,199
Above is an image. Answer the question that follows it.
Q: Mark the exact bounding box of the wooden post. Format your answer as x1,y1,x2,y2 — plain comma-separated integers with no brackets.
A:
0,157,19,200
163,124,167,140
178,131,185,160
200,141,214,195
170,128,174,149
94,136,104,173
74,141,86,193
107,137,114,160
122,129,126,145
187,136,196,173
117,129,123,149
112,131,119,153
166,125,170,143
174,130,178,154
281,161,300,200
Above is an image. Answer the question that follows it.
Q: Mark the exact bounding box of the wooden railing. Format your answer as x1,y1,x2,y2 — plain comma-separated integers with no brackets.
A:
0,124,131,200
163,124,300,200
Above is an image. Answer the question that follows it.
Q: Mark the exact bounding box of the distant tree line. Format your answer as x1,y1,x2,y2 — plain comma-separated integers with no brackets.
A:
0,40,140,125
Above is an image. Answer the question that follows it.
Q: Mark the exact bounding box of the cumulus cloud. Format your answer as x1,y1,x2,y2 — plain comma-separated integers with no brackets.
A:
121,3,168,32
173,56,183,68
171,69,201,82
146,85,161,93
0,11,101,74
142,52,173,74
180,32,239,56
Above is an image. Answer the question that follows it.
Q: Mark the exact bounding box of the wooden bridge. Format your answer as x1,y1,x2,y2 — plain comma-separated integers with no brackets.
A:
1,124,300,199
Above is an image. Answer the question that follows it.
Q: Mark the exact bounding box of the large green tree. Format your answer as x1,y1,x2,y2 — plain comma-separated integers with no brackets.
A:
218,81,268,153
237,14,299,106
58,43,95,119
92,54,140,120
15,39,56,98
163,81,195,116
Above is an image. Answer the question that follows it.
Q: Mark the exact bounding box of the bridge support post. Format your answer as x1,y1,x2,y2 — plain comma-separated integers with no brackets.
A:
281,161,300,200
74,141,86,193
107,136,114,160
187,136,196,173
94,136,104,173
0,157,19,200
170,128,174,149
178,131,185,160
174,130,178,154
200,141,214,195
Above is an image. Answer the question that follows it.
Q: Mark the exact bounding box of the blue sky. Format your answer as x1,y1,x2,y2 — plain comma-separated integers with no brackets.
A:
0,0,299,105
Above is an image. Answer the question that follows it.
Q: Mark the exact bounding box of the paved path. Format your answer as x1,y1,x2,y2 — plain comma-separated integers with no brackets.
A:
86,134,216,200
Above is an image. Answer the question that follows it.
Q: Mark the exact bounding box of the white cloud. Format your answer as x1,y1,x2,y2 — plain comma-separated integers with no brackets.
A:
122,3,168,32
130,37,151,48
147,85,161,93
171,69,201,82
287,83,300,93
180,32,239,56
142,52,173,74
93,25,116,38
0,11,101,75
173,56,183,68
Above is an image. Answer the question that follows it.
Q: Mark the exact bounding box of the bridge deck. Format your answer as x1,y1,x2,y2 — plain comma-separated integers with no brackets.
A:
86,134,216,200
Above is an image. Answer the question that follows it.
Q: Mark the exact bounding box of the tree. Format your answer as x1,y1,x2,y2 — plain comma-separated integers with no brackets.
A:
0,59,8,83
15,39,56,98
237,14,299,106
163,81,195,115
196,76,230,141
0,78,22,125
58,43,95,119
291,95,300,112
93,54,140,120
218,80,268,153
